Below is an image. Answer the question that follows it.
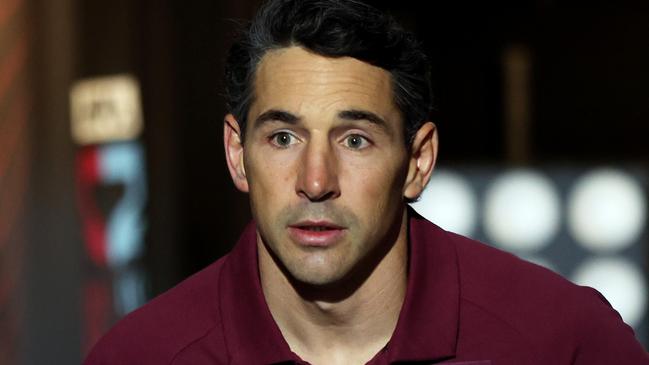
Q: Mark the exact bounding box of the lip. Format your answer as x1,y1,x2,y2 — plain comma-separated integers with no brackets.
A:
287,220,346,247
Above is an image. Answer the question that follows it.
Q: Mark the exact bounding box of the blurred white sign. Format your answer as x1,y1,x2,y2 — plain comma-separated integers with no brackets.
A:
70,74,143,145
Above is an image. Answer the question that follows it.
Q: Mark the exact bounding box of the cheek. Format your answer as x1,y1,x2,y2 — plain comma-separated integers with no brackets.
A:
341,154,407,221
245,148,297,207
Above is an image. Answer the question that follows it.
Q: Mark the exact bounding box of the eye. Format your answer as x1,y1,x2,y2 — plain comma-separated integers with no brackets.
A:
270,131,298,148
344,134,370,149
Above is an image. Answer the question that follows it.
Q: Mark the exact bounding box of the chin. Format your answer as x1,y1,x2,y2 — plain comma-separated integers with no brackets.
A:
289,265,348,287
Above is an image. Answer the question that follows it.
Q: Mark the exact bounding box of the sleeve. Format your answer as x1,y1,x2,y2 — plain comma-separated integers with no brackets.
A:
80,315,172,365
83,338,112,365
572,286,649,365
82,333,134,365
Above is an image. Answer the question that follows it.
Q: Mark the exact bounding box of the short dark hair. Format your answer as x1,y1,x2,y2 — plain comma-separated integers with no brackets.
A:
224,0,433,145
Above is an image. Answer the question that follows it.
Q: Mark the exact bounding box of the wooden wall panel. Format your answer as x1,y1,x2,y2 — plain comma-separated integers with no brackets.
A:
0,0,31,363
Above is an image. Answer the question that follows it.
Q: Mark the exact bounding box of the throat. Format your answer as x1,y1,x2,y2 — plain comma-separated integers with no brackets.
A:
257,211,410,364
258,237,408,364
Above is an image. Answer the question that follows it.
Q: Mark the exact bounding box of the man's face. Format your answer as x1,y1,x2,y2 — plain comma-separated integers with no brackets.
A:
240,46,411,286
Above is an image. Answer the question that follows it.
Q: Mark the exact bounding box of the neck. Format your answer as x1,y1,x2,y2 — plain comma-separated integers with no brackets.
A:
258,211,409,365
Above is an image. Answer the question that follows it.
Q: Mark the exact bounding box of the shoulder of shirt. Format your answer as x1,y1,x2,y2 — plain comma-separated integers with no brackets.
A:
445,229,584,308
441,228,646,361
83,256,229,365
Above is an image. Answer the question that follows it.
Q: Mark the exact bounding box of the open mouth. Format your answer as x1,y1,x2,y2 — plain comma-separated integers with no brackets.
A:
288,221,346,246
297,226,338,232
291,221,344,231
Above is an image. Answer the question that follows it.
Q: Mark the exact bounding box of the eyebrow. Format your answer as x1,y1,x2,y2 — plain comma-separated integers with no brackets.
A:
252,108,390,131
337,109,388,129
253,109,300,128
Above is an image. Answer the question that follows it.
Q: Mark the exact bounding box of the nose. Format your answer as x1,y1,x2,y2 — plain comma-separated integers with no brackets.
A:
296,138,340,202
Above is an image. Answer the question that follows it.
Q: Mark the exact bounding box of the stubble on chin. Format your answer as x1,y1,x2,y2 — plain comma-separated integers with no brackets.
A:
256,202,362,284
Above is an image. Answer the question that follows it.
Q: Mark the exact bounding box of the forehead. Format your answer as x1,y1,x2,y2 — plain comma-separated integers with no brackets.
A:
250,46,398,123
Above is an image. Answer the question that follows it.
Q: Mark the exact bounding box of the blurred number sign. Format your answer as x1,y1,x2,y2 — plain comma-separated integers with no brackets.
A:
70,75,143,145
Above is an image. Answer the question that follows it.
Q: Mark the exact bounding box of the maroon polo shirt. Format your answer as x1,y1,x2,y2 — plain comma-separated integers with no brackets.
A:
85,213,649,364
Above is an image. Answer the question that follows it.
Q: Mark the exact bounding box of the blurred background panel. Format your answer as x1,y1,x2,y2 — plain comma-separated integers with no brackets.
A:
1,0,646,363
0,0,32,363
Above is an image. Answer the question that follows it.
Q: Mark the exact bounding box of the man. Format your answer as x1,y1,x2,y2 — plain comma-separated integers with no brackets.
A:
85,0,648,364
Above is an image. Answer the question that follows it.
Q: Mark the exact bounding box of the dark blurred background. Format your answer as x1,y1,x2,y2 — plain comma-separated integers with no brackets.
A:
1,0,648,363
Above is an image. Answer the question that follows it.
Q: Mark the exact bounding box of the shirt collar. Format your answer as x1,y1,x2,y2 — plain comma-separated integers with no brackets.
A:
384,210,460,362
219,211,460,364
219,222,298,364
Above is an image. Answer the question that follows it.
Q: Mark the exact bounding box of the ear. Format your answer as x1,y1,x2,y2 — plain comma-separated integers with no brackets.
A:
403,122,438,200
224,114,249,192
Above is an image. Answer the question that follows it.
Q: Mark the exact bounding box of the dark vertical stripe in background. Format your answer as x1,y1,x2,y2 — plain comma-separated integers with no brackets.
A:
0,0,31,364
